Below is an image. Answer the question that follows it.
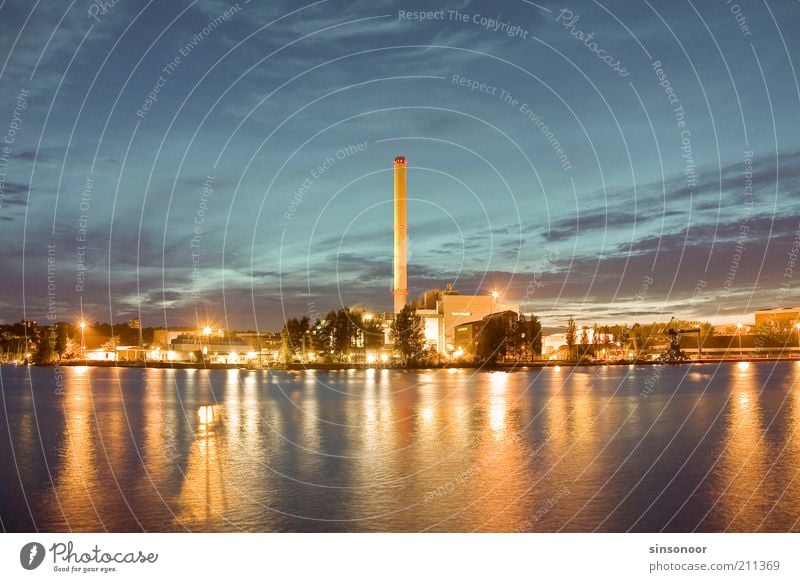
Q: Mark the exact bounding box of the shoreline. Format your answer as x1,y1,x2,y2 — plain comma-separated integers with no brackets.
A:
3,356,798,372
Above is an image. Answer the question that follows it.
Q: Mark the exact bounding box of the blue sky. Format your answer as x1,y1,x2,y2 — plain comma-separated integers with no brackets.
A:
1,0,799,331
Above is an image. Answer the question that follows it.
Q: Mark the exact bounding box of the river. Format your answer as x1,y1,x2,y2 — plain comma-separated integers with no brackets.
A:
1,362,798,532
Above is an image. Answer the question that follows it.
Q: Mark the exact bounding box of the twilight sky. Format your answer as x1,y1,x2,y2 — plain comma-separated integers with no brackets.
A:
1,0,799,331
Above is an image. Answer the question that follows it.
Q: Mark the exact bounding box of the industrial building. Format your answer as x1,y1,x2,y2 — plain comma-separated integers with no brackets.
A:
390,155,515,355
411,284,517,354
754,307,800,330
453,310,520,356
167,334,254,364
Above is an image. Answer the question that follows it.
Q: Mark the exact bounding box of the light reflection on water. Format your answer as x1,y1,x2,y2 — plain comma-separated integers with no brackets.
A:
1,362,799,532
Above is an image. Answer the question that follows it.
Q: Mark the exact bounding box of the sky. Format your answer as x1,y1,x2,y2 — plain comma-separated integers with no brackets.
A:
1,0,799,331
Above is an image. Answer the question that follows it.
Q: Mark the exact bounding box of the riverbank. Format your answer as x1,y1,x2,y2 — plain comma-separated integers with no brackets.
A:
3,356,798,372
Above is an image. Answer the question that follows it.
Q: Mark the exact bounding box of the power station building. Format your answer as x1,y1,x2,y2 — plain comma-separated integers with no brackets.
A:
412,283,517,353
390,155,516,355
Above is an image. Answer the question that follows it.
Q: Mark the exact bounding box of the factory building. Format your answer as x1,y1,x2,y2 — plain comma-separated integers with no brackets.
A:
453,310,520,356
412,283,517,354
388,155,517,355
754,307,800,331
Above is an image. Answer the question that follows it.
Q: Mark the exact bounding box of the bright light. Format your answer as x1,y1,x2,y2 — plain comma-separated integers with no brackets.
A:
25,353,31,358
736,322,743,330
79,321,86,329
380,353,389,363
489,399,506,432
228,351,238,363
453,347,464,359
737,361,750,371
197,405,216,425
246,351,257,360
795,323,800,330
422,407,434,421
202,326,212,336
366,353,377,364
363,312,373,321
491,290,500,300
553,365,561,372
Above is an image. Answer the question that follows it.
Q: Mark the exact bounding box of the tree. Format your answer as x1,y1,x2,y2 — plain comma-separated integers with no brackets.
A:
54,323,70,360
477,317,509,364
601,326,613,359
282,316,310,358
390,305,425,365
631,323,645,355
565,317,577,361
510,314,542,361
699,321,715,344
616,325,630,356
62,338,77,359
101,335,121,352
580,328,590,359
33,327,55,364
358,317,385,350
527,315,543,359
279,328,295,364
317,308,360,361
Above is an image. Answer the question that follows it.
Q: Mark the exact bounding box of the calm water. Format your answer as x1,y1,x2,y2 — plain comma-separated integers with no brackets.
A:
1,362,799,532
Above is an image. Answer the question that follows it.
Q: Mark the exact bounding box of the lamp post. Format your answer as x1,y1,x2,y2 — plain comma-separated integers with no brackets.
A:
79,321,86,363
736,322,743,358
202,326,211,367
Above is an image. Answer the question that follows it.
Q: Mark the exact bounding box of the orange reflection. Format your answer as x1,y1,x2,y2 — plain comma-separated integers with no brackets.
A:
45,371,104,530
175,405,229,528
715,366,768,530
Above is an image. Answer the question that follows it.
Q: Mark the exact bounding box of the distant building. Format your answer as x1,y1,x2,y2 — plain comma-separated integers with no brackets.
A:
676,333,799,358
168,334,253,364
152,327,195,348
129,317,141,329
754,307,800,330
237,332,282,362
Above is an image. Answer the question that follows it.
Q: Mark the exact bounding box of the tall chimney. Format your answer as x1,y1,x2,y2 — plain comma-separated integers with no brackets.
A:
393,156,408,314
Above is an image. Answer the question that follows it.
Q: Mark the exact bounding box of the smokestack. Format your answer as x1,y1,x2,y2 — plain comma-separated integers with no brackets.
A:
393,156,408,314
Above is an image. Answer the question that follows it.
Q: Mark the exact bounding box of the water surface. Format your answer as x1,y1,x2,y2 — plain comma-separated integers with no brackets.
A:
1,362,798,532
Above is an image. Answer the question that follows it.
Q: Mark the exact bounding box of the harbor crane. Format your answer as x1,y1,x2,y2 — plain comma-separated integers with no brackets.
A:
659,317,702,362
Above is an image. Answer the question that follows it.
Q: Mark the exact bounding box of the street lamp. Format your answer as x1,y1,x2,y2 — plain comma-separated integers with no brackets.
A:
79,321,86,361
491,290,500,313
736,322,743,358
201,326,212,366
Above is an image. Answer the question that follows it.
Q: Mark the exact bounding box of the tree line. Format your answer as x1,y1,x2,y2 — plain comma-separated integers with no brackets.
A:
279,308,384,363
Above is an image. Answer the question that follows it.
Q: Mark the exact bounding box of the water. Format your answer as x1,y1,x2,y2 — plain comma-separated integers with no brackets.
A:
1,362,799,532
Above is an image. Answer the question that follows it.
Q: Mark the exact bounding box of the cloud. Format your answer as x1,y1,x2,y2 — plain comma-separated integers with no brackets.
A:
0,182,29,211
